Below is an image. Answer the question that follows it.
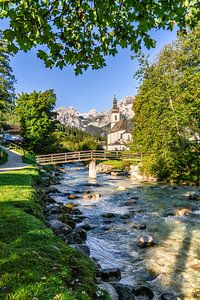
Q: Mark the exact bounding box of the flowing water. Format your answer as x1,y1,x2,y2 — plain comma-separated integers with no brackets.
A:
51,164,200,299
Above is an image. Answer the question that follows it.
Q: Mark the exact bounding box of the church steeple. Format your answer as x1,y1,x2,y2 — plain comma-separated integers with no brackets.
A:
111,95,120,128
112,94,119,113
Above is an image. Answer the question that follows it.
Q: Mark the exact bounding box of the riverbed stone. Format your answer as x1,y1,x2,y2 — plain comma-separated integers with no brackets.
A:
70,244,90,256
65,228,86,244
125,200,137,206
134,223,147,230
75,228,87,241
188,192,200,200
112,283,135,300
48,186,62,193
76,222,91,231
132,285,154,299
49,220,72,235
160,292,177,300
68,194,79,199
102,212,117,219
45,204,62,215
138,235,154,248
175,208,191,216
129,195,139,200
100,268,121,282
118,186,126,191
97,283,119,300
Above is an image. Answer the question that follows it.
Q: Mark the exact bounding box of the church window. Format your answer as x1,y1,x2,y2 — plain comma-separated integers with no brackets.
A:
115,115,117,121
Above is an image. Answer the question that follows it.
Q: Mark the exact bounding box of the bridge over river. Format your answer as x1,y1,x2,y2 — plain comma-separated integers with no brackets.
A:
36,150,142,178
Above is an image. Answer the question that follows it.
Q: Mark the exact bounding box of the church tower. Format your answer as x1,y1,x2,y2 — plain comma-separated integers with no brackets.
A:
111,95,120,128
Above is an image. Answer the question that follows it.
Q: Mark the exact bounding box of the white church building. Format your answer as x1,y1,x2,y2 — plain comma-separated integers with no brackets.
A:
107,96,132,151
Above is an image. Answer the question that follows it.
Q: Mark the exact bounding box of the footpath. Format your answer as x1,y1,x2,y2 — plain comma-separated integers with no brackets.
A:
0,146,29,171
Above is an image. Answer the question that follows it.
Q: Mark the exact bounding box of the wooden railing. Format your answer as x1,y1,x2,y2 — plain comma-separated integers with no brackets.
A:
36,150,142,165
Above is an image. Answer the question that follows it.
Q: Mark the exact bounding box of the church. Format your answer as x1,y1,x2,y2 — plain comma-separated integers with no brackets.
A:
107,96,132,151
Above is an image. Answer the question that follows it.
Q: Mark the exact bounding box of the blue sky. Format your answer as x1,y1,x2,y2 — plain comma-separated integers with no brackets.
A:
2,19,177,112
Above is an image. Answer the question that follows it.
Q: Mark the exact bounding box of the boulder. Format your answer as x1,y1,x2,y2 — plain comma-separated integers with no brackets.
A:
70,244,90,256
45,204,62,215
118,186,126,191
160,292,177,300
76,223,91,231
49,220,72,235
100,268,121,282
125,200,137,206
68,194,79,200
129,196,139,200
101,213,117,219
175,208,191,216
97,283,119,300
48,186,61,193
112,283,135,300
75,228,87,241
188,192,200,201
134,223,146,230
121,212,134,219
83,193,93,199
138,235,154,248
65,229,87,244
132,285,154,299
96,164,112,174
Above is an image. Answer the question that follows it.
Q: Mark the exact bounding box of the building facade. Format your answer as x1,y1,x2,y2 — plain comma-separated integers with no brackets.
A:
107,96,132,151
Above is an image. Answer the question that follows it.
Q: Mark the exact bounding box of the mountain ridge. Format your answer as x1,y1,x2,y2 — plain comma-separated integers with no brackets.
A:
56,96,134,136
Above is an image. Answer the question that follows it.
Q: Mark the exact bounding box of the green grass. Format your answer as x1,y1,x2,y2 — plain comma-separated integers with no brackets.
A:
99,159,137,171
0,167,97,300
0,149,8,165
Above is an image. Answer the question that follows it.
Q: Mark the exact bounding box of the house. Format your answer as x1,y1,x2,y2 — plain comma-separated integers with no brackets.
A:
107,96,132,151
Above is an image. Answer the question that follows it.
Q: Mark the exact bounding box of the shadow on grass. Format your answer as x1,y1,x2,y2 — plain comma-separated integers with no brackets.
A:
0,171,39,187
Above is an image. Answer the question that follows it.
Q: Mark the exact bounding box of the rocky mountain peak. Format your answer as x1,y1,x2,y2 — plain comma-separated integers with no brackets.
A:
56,96,134,136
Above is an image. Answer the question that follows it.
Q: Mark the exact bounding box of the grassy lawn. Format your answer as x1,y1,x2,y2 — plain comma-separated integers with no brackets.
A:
99,159,138,171
0,168,97,300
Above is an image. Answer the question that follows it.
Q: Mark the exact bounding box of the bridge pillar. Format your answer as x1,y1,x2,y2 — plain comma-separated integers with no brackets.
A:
89,160,96,179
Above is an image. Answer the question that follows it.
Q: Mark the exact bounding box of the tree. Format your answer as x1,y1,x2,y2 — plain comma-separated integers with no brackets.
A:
0,1,199,74
0,30,16,109
16,90,57,154
132,25,200,183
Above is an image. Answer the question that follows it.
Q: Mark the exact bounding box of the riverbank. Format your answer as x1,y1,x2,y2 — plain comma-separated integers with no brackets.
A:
0,167,101,300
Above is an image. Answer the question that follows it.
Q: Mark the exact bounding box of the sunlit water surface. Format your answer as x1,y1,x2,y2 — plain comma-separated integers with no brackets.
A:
51,164,200,298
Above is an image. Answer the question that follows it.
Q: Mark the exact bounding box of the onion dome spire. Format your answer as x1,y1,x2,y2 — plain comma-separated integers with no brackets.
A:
112,95,119,113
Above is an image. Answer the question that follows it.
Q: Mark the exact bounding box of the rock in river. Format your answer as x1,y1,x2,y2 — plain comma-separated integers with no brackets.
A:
138,235,154,248
100,268,121,282
68,194,79,199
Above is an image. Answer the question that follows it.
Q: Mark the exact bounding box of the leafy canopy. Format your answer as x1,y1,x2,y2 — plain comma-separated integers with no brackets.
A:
16,90,57,154
132,25,200,182
0,0,199,74
0,30,16,111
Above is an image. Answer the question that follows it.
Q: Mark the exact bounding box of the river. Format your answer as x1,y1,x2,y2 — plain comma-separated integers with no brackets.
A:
50,164,200,299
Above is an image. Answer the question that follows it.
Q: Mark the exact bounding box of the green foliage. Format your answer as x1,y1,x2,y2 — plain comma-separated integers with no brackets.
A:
16,90,57,154
99,159,134,171
132,25,200,184
0,30,16,131
0,1,199,74
53,125,102,152
0,167,97,299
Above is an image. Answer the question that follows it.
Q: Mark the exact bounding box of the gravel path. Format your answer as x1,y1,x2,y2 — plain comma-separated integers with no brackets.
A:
0,146,29,171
